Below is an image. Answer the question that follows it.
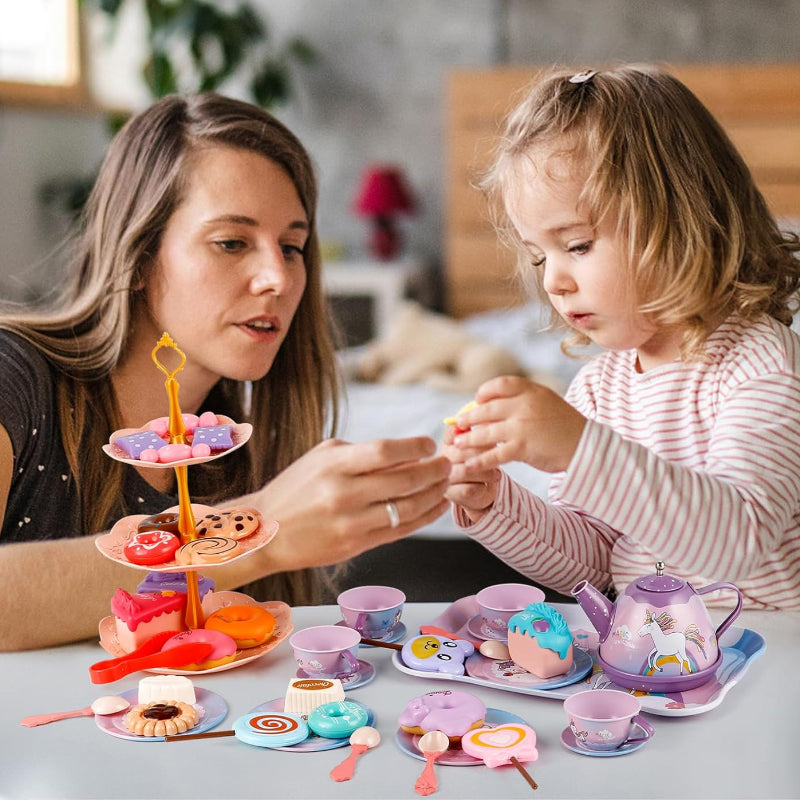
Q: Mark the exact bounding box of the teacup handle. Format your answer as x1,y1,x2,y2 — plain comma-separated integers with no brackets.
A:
695,582,743,639
627,715,655,745
337,648,360,678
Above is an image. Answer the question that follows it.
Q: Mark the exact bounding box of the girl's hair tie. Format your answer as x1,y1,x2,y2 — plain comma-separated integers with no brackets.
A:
568,69,597,84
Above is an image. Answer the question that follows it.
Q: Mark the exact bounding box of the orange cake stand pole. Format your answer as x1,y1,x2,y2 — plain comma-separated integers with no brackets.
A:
152,333,205,630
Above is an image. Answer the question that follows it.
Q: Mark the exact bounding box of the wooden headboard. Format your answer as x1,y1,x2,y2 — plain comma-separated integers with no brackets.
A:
445,64,800,318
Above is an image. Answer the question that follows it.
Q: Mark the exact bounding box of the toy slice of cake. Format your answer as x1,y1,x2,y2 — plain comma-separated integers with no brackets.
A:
506,602,574,678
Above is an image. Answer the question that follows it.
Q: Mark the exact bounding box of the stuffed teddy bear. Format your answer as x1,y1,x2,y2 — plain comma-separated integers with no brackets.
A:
348,301,530,394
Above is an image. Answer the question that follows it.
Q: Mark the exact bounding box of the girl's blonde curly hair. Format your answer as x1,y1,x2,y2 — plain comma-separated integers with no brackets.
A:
480,64,800,359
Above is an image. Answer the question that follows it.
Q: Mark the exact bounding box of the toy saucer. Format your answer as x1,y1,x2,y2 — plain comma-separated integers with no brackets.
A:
466,614,507,642
560,720,653,757
248,697,375,752
295,659,375,690
335,620,407,646
95,687,226,742
396,708,528,766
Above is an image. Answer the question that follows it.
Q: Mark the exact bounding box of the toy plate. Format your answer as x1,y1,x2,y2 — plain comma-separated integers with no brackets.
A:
95,687,226,741
95,504,278,573
424,596,766,717
395,708,529,766
247,698,375,752
103,417,252,469
98,593,293,675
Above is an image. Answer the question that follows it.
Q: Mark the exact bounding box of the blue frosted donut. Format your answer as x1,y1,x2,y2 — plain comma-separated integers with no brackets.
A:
307,701,369,739
233,712,309,748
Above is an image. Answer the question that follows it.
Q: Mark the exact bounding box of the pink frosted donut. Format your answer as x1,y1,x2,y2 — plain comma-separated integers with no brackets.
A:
398,690,486,741
161,629,237,670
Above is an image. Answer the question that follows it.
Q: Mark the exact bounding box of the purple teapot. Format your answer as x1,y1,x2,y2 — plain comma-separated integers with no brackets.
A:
572,562,743,692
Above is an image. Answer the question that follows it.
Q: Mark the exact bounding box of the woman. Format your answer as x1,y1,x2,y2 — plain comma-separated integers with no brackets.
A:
0,93,450,650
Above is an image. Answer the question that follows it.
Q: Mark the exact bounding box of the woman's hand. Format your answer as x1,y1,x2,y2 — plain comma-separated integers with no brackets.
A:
452,376,586,474
441,422,501,525
248,436,451,572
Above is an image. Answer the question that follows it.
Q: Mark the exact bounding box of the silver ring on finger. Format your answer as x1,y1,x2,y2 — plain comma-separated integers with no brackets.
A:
384,501,400,529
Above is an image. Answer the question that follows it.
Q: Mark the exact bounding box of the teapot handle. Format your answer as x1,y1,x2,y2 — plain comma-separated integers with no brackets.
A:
695,582,743,639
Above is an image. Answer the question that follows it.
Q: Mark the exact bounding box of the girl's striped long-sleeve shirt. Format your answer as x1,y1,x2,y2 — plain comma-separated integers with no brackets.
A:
455,315,800,609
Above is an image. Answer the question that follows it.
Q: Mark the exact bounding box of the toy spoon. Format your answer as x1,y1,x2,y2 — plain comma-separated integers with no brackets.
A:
329,725,380,781
414,729,449,796
20,695,130,727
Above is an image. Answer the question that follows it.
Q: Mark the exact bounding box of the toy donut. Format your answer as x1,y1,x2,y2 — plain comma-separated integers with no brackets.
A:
175,536,240,565
124,530,181,566
137,511,180,535
307,701,369,739
161,629,237,670
398,690,486,742
233,712,309,748
204,604,276,648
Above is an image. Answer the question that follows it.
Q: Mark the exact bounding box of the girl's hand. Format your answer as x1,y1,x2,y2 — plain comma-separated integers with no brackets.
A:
441,421,500,525
452,376,586,473
249,436,452,572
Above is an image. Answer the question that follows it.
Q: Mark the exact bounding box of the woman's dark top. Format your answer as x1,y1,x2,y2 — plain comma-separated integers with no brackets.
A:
0,330,176,543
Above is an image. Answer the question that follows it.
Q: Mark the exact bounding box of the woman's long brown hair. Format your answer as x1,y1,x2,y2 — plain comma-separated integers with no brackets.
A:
0,94,341,605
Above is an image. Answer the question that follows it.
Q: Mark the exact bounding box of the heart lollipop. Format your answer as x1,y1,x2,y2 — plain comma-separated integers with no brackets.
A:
461,723,538,790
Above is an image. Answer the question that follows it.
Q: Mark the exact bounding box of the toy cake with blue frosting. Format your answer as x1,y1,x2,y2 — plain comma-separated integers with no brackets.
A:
506,602,574,678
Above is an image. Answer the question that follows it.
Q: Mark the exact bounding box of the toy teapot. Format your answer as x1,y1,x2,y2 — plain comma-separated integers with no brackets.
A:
572,562,743,692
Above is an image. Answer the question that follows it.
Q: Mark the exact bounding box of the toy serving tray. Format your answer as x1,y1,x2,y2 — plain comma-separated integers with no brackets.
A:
98,592,293,675
103,417,252,469
95,504,278,573
394,596,766,717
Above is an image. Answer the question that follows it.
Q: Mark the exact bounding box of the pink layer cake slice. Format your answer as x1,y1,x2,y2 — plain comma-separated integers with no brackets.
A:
111,588,186,652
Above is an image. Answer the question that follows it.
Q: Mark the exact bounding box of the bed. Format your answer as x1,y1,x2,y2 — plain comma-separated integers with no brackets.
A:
330,63,800,603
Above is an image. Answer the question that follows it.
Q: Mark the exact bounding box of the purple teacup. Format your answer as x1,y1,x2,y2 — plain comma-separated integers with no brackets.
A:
475,583,545,638
564,689,654,751
337,585,405,640
289,625,361,681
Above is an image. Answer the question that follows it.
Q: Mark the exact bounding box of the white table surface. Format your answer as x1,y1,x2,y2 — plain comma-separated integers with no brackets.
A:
1,602,797,799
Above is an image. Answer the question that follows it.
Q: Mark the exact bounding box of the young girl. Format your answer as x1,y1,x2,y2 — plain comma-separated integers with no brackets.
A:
0,93,450,650
443,65,800,609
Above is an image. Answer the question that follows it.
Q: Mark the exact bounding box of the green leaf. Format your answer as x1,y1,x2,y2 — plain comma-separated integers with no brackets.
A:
286,37,316,65
143,51,178,97
251,62,290,108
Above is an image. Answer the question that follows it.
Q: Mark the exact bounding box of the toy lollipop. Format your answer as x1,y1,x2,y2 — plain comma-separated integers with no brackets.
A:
461,723,539,790
151,333,204,629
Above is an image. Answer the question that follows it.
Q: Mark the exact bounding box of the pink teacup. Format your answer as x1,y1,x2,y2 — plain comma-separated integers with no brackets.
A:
337,585,405,640
475,583,545,638
563,689,654,751
289,625,361,681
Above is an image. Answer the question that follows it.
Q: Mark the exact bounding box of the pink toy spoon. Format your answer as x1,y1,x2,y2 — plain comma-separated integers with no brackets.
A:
329,726,380,781
20,695,130,727
414,730,449,796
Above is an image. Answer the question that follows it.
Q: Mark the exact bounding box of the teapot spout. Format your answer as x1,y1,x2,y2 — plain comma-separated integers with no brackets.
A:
572,579,614,641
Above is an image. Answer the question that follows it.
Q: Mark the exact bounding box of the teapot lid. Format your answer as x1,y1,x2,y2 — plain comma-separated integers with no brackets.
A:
634,561,687,593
